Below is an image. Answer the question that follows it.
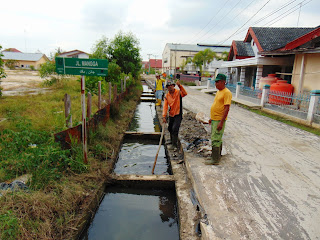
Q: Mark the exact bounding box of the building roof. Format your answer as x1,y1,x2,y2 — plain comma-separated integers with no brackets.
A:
149,59,162,68
3,48,22,53
2,52,47,61
246,27,316,52
235,41,255,56
59,50,89,57
166,43,230,53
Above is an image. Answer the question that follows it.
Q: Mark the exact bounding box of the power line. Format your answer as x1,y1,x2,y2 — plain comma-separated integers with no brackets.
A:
262,0,311,27
209,0,312,49
204,0,256,42
194,0,245,44
216,0,271,46
185,0,232,44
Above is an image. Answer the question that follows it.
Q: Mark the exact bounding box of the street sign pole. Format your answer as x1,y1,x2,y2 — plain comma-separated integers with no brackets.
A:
55,57,108,164
81,75,88,164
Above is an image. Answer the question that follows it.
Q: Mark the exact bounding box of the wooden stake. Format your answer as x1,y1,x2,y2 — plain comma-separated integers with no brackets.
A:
152,124,165,174
81,75,88,164
87,92,92,119
98,81,101,109
64,93,72,128
109,82,112,103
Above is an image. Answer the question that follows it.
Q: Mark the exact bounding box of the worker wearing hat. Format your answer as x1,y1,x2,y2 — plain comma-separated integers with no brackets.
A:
207,73,232,165
155,74,166,106
162,80,187,151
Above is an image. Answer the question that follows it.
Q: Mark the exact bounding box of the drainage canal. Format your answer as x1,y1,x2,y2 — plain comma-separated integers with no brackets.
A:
80,82,179,239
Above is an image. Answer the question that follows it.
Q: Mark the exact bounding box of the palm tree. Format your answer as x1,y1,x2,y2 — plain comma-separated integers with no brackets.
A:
192,49,217,74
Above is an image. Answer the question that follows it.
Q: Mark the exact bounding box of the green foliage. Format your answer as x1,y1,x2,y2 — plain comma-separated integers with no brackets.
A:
39,61,56,79
0,118,87,190
192,48,217,73
107,60,121,84
180,81,196,86
90,36,109,59
0,45,6,97
180,57,192,72
0,210,20,240
30,65,35,71
84,76,106,95
4,59,18,70
217,51,229,61
107,31,142,78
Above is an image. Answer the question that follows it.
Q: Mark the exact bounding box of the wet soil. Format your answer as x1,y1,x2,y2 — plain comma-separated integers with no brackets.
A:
179,111,212,158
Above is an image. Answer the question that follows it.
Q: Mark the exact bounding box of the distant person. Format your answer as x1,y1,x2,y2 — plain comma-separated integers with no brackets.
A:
207,73,232,165
155,74,165,106
162,80,187,151
162,72,167,79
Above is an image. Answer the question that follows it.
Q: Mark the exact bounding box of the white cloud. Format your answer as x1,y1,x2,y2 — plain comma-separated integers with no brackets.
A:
1,0,319,60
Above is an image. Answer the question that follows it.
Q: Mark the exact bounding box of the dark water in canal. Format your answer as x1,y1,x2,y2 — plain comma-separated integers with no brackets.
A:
129,102,161,132
80,83,178,239
81,186,179,240
114,138,169,175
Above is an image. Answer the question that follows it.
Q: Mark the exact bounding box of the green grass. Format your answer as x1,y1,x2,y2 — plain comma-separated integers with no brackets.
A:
0,77,142,239
0,78,109,132
0,210,20,240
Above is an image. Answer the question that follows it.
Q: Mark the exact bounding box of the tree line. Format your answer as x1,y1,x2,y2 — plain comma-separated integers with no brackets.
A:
180,48,228,75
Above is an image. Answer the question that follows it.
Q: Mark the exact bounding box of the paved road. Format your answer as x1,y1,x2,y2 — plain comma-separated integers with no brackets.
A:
182,85,320,239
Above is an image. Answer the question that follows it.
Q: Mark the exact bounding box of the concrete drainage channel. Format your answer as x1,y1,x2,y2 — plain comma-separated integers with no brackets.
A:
80,82,201,240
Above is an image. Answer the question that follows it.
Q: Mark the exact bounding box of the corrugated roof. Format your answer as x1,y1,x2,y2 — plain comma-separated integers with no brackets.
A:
235,41,254,57
251,27,316,51
166,43,230,53
2,52,45,61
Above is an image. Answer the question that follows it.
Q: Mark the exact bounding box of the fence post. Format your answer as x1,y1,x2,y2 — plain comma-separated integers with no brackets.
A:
64,93,72,128
87,92,92,119
307,90,320,124
260,84,270,107
236,82,242,99
109,82,112,104
207,78,211,89
113,83,117,100
98,81,101,109
121,79,124,93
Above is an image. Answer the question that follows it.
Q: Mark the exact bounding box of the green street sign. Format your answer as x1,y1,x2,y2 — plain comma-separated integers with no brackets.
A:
55,57,108,77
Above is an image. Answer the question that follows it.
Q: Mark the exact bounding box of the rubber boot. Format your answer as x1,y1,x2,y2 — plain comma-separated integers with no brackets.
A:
205,146,221,165
167,134,178,151
156,99,161,106
166,133,173,145
172,134,179,152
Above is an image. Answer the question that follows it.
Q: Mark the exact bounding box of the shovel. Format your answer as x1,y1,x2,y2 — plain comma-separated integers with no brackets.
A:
152,122,165,174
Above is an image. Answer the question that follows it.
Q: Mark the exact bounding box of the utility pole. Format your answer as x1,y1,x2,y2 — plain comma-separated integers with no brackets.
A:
147,53,152,74
154,54,157,74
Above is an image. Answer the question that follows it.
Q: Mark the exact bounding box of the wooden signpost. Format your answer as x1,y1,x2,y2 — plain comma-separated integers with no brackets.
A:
55,57,109,164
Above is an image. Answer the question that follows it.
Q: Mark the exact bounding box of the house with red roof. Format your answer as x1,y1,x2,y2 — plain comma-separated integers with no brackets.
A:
142,59,163,72
3,48,22,53
223,26,320,94
58,50,89,59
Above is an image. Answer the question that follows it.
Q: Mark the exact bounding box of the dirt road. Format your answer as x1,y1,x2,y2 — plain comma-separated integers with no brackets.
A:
182,85,320,239
1,70,49,96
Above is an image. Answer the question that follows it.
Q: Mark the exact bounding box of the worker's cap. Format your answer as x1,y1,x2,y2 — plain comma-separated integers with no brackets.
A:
214,73,227,82
166,80,175,87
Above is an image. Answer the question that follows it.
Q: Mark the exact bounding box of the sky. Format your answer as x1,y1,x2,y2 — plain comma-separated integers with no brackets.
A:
1,0,319,61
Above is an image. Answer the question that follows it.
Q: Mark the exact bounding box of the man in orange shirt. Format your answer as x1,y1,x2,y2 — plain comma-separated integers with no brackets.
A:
162,80,187,150
207,74,232,165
